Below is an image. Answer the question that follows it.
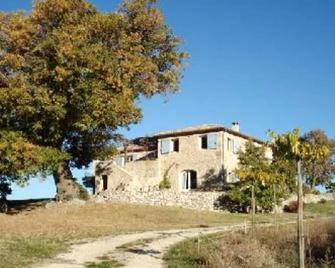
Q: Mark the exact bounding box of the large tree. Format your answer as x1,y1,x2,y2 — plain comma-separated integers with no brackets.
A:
301,130,335,190
0,0,187,200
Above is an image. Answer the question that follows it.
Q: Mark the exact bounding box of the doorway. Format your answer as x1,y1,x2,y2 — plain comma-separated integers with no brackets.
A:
181,170,197,191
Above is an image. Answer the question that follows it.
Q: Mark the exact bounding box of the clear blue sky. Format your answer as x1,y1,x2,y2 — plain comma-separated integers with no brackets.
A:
3,0,334,199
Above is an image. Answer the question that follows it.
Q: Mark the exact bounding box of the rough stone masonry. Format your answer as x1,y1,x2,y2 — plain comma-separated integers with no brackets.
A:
94,189,224,211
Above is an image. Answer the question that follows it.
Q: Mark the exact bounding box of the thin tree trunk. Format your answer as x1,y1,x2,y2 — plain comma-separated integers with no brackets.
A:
310,160,316,191
53,161,80,201
311,178,315,192
297,159,305,268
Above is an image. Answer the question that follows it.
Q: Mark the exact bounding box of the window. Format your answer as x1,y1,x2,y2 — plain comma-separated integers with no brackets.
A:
181,170,197,191
201,135,208,149
161,139,170,154
208,133,217,149
126,155,133,162
172,139,179,152
201,133,217,149
102,175,108,190
227,138,231,151
227,138,238,153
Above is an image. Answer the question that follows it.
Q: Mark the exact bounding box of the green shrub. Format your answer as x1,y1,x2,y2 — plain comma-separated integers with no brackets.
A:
159,177,171,190
218,182,287,213
318,198,327,204
159,166,172,190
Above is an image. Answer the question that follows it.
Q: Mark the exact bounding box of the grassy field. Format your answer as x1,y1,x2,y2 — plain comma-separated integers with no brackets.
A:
0,200,331,268
0,200,291,268
164,201,335,268
305,200,335,217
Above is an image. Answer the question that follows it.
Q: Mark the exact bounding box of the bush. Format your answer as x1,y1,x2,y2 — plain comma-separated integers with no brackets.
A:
159,177,171,190
318,198,327,204
217,182,287,213
284,200,306,213
216,188,249,213
159,167,172,190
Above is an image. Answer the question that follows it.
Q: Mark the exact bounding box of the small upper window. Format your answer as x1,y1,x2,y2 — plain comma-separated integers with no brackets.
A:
201,134,217,149
208,133,217,149
161,139,170,154
201,135,208,149
172,139,179,152
227,138,237,152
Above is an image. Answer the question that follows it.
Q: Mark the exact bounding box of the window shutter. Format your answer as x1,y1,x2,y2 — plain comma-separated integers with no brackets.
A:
208,133,217,149
115,156,124,167
233,140,240,153
161,139,170,154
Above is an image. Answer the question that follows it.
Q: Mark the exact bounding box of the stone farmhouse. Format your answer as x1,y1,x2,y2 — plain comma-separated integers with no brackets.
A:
94,123,270,194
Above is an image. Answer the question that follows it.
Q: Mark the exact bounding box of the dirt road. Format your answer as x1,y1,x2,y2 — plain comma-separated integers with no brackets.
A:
35,223,247,268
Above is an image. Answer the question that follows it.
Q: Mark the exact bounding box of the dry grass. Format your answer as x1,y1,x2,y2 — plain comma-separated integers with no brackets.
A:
0,202,250,238
0,201,265,268
165,218,335,268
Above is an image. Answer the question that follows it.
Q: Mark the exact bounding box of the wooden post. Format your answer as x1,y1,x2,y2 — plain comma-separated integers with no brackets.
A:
251,184,255,237
273,183,278,231
297,159,305,268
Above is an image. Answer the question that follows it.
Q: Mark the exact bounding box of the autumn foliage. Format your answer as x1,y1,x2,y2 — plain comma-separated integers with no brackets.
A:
0,0,187,200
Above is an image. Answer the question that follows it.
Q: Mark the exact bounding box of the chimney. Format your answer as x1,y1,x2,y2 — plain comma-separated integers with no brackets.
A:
232,122,240,132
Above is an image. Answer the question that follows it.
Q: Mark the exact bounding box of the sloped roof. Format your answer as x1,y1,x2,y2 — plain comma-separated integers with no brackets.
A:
153,124,265,144
153,124,222,137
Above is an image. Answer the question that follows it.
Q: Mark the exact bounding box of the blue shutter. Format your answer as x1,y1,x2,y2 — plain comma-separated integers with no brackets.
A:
208,133,217,149
233,140,240,153
115,156,124,167
161,139,170,154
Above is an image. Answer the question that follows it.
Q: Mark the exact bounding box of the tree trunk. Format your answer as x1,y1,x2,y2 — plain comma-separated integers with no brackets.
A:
311,178,316,192
53,161,81,201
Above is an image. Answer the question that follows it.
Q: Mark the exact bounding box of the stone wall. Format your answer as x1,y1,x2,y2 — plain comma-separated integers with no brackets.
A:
282,192,335,208
125,159,159,186
95,161,139,192
157,132,224,191
94,190,224,211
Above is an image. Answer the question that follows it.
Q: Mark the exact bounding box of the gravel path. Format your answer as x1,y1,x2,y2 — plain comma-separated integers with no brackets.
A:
34,223,248,268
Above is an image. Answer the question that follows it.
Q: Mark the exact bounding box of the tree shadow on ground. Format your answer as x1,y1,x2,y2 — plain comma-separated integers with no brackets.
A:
6,198,53,215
